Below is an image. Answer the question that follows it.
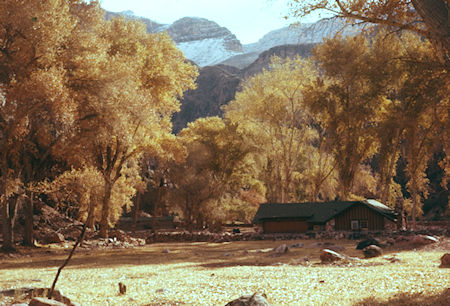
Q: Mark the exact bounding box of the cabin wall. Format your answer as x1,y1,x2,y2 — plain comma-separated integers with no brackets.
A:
334,204,385,231
263,220,308,233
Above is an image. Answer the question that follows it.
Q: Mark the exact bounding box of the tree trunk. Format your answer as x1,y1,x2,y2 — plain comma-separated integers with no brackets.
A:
132,191,141,234
100,180,113,238
381,128,402,204
411,184,418,230
412,0,450,65
23,190,34,246
86,194,95,229
1,198,15,251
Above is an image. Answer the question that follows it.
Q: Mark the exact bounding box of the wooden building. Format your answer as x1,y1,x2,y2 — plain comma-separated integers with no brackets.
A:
253,199,397,233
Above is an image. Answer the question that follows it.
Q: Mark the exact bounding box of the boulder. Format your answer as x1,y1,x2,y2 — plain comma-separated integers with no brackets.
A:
356,238,381,250
410,235,438,247
272,244,289,254
226,293,269,306
320,249,345,263
37,231,65,244
440,253,450,267
29,297,66,306
363,245,383,258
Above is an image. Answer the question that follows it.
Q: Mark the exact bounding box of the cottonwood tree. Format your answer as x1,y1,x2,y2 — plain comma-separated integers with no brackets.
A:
371,32,448,226
1,0,198,250
303,34,406,199
66,15,197,238
0,0,80,249
169,117,256,230
306,124,338,201
42,167,104,229
395,34,448,228
225,57,324,202
288,0,449,67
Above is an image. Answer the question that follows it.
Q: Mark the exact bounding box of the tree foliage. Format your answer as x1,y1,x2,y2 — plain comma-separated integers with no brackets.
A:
303,34,396,199
288,0,449,67
0,0,198,249
0,0,81,249
169,117,258,230
224,57,338,202
67,14,197,237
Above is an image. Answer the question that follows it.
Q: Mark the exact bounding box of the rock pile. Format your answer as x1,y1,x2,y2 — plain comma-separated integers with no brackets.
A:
0,287,75,306
79,231,146,250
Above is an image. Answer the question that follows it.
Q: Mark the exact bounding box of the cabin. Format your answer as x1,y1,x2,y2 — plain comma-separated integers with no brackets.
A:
253,199,397,233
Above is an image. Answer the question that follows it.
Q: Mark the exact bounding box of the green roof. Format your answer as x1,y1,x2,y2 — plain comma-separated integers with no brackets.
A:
253,200,396,224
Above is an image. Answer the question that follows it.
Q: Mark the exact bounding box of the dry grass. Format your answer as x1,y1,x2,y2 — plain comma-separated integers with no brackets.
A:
0,239,449,305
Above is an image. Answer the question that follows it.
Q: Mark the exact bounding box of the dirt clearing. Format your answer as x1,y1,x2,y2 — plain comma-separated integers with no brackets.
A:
1,239,449,305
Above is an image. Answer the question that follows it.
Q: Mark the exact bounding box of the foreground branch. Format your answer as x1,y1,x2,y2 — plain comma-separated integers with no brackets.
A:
48,222,87,299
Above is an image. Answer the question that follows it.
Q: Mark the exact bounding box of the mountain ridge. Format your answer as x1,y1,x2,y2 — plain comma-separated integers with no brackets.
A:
104,10,352,68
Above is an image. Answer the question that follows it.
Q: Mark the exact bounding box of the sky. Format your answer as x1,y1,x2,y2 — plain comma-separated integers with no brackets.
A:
99,0,320,44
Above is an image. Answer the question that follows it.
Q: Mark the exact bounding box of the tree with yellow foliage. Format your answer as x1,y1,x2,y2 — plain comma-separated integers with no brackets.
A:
169,117,257,230
224,57,332,202
303,34,405,200
0,0,79,249
64,15,197,238
393,33,448,228
288,0,449,67
1,0,198,250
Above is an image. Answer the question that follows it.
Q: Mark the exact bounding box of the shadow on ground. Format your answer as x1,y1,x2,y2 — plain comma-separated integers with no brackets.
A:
0,240,359,270
354,288,450,306
0,239,446,271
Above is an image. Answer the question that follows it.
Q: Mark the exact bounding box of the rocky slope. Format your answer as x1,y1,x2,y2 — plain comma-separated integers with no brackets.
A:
166,17,243,67
173,44,314,132
243,19,349,53
106,11,243,67
105,10,357,68
242,44,315,78
172,64,242,133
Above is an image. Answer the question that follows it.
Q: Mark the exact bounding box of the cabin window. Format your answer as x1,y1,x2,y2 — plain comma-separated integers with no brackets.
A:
351,220,359,230
360,220,368,230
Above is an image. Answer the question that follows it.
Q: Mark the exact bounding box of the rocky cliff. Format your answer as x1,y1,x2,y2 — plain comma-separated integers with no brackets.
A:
167,17,243,67
242,44,315,78
172,64,242,133
173,44,315,132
